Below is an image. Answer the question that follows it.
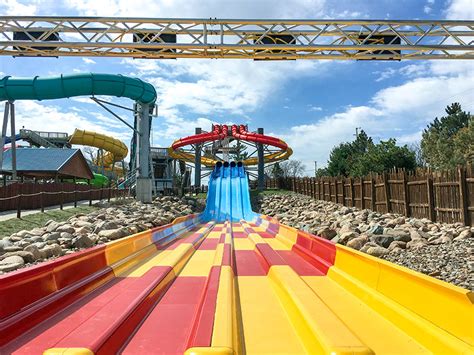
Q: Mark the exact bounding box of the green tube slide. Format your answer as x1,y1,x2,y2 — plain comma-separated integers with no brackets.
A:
0,73,156,104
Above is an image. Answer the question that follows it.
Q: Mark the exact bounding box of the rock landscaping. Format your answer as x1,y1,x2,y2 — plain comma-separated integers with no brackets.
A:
0,196,202,274
257,192,473,290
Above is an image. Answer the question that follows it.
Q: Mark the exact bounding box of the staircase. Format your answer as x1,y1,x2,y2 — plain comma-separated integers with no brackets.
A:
19,129,68,148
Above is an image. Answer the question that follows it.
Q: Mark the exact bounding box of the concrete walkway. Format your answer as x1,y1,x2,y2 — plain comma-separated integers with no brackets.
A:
0,199,112,222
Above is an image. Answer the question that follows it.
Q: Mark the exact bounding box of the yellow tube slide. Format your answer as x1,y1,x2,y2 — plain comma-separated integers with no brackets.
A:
69,129,128,172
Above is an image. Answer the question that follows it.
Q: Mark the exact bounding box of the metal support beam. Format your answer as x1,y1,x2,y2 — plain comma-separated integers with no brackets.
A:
135,103,152,203
0,17,472,60
10,101,17,180
194,127,202,191
257,127,264,191
0,101,10,173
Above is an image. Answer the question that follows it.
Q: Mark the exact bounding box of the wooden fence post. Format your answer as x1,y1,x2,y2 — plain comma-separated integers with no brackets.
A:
427,176,435,222
383,173,390,213
360,177,365,209
371,175,376,211
403,170,410,217
74,184,78,208
40,188,44,213
459,166,469,225
89,182,93,206
60,183,64,210
350,178,354,207
16,185,21,219
341,178,346,206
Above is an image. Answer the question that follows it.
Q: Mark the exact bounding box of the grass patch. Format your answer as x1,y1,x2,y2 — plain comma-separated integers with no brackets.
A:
0,206,98,238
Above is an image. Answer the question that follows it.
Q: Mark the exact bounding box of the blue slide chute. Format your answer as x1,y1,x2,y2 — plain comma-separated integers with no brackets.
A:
202,161,256,222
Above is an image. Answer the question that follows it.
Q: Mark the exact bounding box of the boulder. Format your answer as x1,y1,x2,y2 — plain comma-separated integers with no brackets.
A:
317,227,337,240
453,230,472,241
366,246,388,257
370,235,395,248
46,221,60,233
2,245,23,253
41,244,64,258
368,224,384,235
72,235,94,249
388,241,407,251
24,244,46,261
406,239,427,250
360,242,379,253
346,236,368,250
56,225,75,234
385,229,411,242
98,228,126,240
0,239,13,252
339,231,359,244
16,230,32,238
44,232,61,241
0,251,35,263
0,255,24,272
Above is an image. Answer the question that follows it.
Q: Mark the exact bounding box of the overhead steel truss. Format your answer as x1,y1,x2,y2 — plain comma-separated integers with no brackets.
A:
0,17,472,60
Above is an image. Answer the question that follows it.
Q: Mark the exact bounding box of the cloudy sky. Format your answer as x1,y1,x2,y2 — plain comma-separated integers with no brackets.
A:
0,0,473,175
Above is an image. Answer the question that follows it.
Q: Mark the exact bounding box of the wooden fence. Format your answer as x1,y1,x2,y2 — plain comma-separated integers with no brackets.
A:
266,164,474,226
0,182,129,215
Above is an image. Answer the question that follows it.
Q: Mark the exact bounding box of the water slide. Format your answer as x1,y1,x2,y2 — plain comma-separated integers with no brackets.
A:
69,129,128,172
1,73,156,176
202,161,256,222
169,124,293,166
2,134,21,145
1,164,472,353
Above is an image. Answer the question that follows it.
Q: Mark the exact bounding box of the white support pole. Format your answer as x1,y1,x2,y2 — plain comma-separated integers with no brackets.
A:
135,103,152,203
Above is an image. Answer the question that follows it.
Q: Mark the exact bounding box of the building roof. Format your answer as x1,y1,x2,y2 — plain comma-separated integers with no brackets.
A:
1,148,93,179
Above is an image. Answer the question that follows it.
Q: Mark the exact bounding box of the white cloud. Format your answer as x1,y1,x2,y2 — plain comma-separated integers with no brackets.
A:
423,5,432,14
64,0,326,18
82,58,96,65
122,58,335,145
307,105,323,112
445,0,474,19
0,0,37,15
278,61,474,171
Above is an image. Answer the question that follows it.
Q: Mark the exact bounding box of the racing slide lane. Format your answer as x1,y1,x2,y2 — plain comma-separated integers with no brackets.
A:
202,161,256,222
0,167,472,354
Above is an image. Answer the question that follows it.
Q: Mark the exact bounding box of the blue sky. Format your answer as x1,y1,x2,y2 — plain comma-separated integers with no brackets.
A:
0,0,473,174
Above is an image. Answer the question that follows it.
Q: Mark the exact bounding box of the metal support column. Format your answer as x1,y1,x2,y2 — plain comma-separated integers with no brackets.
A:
0,102,10,172
135,103,152,203
10,102,17,180
194,127,202,191
257,127,264,191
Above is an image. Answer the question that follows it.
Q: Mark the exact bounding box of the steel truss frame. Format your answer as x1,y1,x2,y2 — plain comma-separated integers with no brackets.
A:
0,17,472,60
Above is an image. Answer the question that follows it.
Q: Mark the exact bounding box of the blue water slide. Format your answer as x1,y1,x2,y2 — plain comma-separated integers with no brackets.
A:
202,161,257,222
3,134,21,145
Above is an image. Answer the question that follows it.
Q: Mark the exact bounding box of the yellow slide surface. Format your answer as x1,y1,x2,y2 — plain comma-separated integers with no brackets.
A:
69,129,128,171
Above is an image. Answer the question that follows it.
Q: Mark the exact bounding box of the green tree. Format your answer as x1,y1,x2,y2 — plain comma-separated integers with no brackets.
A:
421,103,472,169
230,140,249,161
324,129,416,177
271,162,284,178
326,130,373,176
351,138,417,176
453,122,474,164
